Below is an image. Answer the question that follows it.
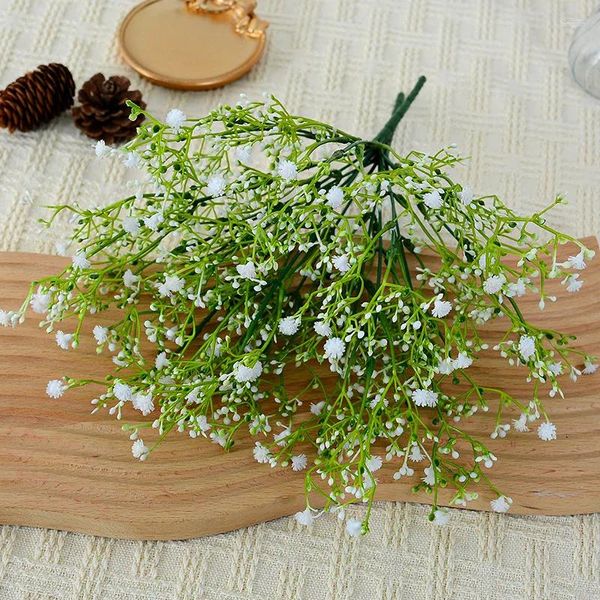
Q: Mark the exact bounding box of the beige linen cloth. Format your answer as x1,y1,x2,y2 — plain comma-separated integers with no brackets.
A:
1,0,600,598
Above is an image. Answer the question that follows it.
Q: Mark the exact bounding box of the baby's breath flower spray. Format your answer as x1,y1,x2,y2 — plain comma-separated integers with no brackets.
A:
4,77,596,534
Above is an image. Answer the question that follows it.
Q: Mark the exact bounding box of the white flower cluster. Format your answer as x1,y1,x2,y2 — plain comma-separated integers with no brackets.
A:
3,93,596,534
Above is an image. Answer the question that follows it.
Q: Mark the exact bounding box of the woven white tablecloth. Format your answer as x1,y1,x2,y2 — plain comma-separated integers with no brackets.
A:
1,1,600,598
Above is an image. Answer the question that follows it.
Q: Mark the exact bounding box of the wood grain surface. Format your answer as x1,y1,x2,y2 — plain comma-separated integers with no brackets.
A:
0,239,599,540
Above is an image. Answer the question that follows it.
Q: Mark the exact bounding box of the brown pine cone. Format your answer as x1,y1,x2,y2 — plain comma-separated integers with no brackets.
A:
72,73,146,145
0,63,75,132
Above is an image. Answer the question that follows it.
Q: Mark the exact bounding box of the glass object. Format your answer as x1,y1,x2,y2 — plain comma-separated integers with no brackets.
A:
569,8,600,99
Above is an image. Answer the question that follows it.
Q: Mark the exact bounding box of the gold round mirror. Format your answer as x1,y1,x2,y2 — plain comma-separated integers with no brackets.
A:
118,0,268,91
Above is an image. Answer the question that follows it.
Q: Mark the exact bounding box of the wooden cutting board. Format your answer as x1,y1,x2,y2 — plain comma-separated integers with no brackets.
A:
0,239,599,540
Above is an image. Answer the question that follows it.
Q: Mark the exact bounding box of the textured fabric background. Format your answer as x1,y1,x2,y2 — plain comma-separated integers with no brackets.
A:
0,0,599,598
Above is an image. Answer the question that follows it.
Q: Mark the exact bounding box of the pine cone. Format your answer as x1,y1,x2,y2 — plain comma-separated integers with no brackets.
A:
0,63,75,132
72,73,146,145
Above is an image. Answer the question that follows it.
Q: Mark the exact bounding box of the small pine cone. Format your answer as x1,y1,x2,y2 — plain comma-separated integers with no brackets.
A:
72,73,146,145
0,63,75,132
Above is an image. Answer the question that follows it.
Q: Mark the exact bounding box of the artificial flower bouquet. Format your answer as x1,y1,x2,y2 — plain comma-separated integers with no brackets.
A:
3,77,596,535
